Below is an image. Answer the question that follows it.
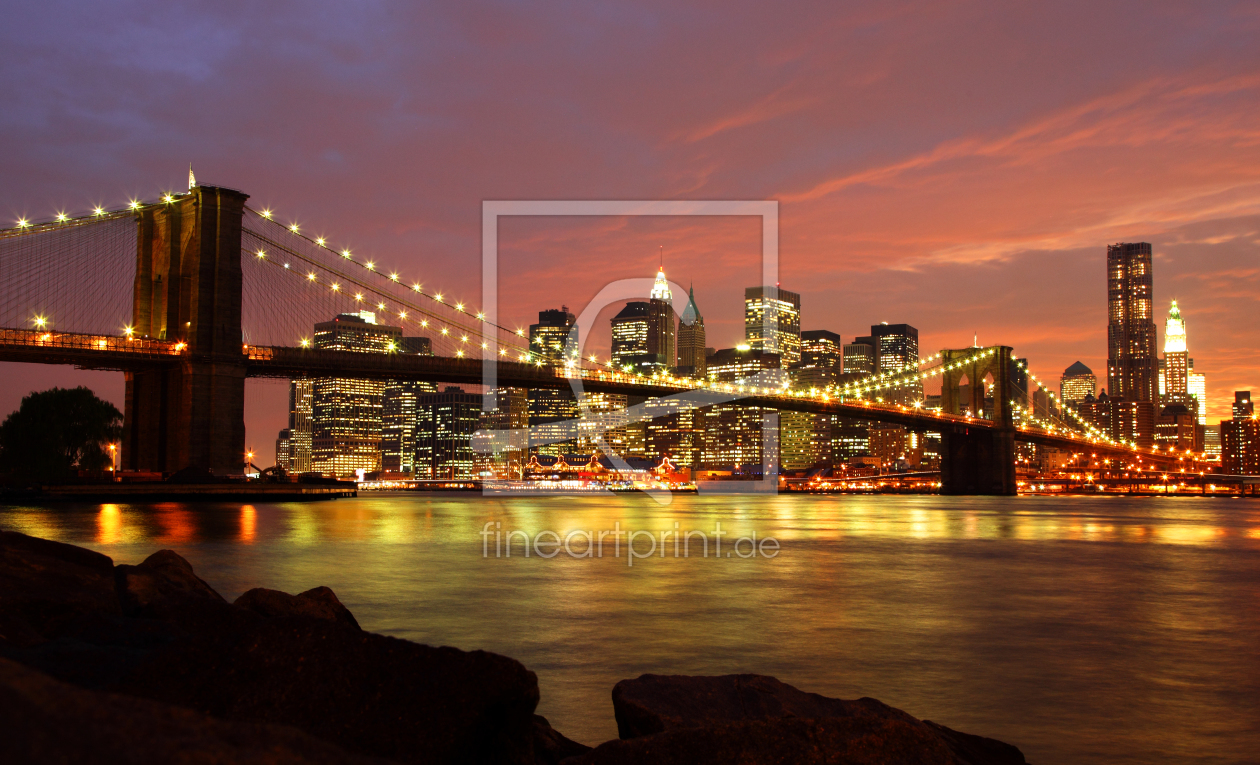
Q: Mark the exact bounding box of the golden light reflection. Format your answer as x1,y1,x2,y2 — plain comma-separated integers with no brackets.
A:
240,505,257,543
154,504,196,545
97,504,122,544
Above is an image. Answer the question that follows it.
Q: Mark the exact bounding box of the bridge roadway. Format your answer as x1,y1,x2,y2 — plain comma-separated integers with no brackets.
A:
0,328,1195,469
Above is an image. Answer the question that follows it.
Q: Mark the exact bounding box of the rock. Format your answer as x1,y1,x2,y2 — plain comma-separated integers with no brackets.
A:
114,617,541,765
566,716,959,764
0,531,119,642
590,674,1025,765
0,656,393,764
532,714,591,764
114,549,226,618
235,586,361,629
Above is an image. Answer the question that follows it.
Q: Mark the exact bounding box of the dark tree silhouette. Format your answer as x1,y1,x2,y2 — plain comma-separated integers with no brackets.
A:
0,387,122,483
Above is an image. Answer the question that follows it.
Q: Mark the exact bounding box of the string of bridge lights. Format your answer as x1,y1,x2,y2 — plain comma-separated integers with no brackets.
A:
1013,359,1122,446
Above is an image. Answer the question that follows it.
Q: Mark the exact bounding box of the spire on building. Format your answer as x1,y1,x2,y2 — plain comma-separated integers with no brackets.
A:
1164,299,1186,354
188,164,197,190
680,284,703,327
650,253,672,302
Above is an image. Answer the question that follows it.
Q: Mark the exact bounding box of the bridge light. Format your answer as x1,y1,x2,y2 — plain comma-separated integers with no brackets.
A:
516,329,524,336
477,312,485,320
481,342,488,350
412,283,421,291
354,293,364,301
256,249,266,258
129,200,141,211
163,194,175,203
365,261,375,270
461,335,468,342
331,283,340,291
289,223,299,233
390,273,399,281
174,342,187,352
440,327,449,335
377,302,386,310
300,338,310,348
307,272,317,281
284,263,290,269
56,212,68,222
342,249,352,258
93,207,105,216
260,209,273,219
16,218,30,228
398,310,407,319
33,316,47,328
500,348,508,356
456,303,464,311
434,293,443,302
123,326,134,337
456,349,465,357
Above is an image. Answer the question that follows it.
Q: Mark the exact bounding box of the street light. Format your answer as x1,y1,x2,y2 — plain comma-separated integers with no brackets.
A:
108,443,117,480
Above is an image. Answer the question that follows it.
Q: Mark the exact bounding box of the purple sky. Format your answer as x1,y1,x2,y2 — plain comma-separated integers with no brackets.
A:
2,1,1258,458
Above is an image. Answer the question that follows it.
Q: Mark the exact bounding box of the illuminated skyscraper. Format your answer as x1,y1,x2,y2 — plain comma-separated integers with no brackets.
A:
676,286,706,378
1162,300,1189,397
530,307,577,364
286,378,313,473
745,286,801,367
1188,367,1207,425
528,307,579,455
1060,361,1097,406
311,312,402,478
869,323,920,403
842,341,876,375
415,387,482,479
1107,243,1158,402
611,268,675,372
701,347,781,472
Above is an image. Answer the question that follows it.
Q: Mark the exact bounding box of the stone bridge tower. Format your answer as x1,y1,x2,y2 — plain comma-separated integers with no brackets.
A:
938,345,1016,495
122,185,249,475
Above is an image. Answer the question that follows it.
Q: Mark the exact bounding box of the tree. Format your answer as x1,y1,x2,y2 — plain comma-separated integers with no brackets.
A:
0,387,122,483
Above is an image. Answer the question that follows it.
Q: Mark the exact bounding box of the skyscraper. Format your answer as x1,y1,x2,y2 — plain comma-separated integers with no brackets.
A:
1107,243,1159,402
286,378,313,473
745,286,801,367
611,268,675,372
311,312,402,478
676,286,706,378
530,307,577,363
869,323,921,403
1060,361,1097,406
702,347,781,473
528,307,579,455
842,341,876,375
1162,300,1189,398
415,387,482,479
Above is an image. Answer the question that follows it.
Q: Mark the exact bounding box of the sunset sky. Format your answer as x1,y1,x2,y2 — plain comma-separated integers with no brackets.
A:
2,1,1258,449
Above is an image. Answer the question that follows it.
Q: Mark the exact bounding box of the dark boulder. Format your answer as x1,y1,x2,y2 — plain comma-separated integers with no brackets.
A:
583,674,1025,765
532,714,591,764
0,656,394,764
235,586,361,629
0,531,119,643
114,549,226,618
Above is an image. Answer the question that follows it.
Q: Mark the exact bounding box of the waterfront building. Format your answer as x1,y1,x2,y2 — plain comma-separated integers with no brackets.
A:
1222,410,1260,475
1204,425,1222,459
1060,361,1097,406
415,387,482,479
745,286,801,367
675,286,707,379
480,387,529,478
1188,367,1207,424
780,410,817,470
832,419,870,462
793,330,843,387
527,307,579,455
643,397,702,468
381,382,436,474
702,346,782,472
1106,242,1158,446
1155,403,1197,451
275,428,292,471
1161,301,1189,397
869,323,921,403
286,378,313,473
310,312,402,478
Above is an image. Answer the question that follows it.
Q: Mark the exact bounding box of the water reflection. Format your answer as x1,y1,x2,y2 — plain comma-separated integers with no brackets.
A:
1,494,1258,765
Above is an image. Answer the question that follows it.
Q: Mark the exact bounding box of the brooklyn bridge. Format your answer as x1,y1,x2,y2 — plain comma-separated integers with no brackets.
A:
0,184,1205,494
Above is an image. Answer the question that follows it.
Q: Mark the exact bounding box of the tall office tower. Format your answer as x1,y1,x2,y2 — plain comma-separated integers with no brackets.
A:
794,330,843,388
530,306,577,363
381,337,436,474
527,307,579,455
701,347,781,472
275,429,292,471
287,378,314,473
869,323,921,403
415,387,482,479
479,387,529,478
1107,243,1159,402
1188,363,1207,424
842,341,877,375
676,286,707,378
310,312,402,478
1162,300,1189,398
643,398,702,468
611,271,675,372
1234,391,1255,418
745,286,801,367
779,410,831,470
575,392,630,455
1060,361,1097,406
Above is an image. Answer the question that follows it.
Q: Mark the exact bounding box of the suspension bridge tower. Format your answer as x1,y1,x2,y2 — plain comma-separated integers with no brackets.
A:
938,345,1017,495
123,185,249,475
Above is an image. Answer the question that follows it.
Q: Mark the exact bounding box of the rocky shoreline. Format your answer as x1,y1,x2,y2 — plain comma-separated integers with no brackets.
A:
0,530,1026,764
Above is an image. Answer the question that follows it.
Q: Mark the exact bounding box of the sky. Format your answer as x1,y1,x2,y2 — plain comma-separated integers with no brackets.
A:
2,0,1258,453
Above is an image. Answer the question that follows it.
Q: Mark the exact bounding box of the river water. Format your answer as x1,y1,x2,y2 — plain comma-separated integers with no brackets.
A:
2,493,1258,763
